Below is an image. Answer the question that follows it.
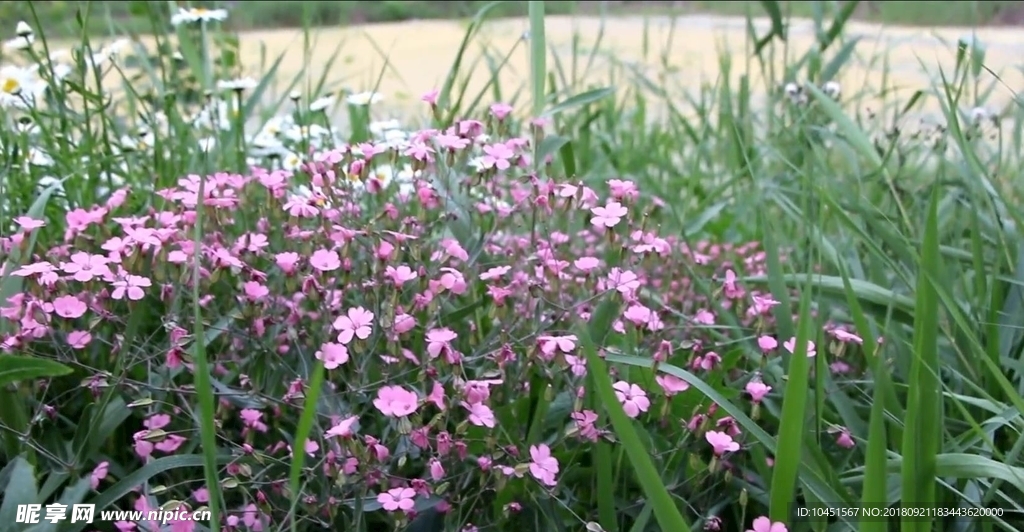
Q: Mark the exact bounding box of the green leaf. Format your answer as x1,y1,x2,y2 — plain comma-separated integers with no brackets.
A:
604,354,849,505
769,280,814,521
742,274,916,320
536,135,570,166
820,37,860,83
542,87,615,118
0,355,73,388
576,297,692,532
900,186,942,532
0,456,39,531
23,477,93,532
528,1,547,118
65,455,233,532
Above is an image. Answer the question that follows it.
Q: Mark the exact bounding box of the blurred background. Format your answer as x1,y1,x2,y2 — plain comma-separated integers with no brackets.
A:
8,2,1024,135
8,1,1024,37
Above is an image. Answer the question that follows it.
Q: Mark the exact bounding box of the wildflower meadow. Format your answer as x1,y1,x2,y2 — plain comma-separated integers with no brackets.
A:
2,1,1024,532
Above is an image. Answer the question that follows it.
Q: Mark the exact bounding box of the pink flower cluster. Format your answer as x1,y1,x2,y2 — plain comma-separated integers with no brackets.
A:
0,101,868,530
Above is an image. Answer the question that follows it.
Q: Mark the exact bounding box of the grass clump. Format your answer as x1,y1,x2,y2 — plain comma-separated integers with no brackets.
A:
1,1,1024,532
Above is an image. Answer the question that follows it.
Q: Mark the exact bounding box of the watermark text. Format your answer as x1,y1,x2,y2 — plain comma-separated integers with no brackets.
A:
15,504,211,525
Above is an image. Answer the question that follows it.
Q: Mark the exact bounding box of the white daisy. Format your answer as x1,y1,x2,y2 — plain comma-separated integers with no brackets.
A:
346,91,383,106
283,124,330,144
970,106,989,125
369,119,402,136
4,34,33,51
217,77,258,92
370,164,395,189
170,7,229,26
249,132,285,157
259,115,291,137
28,148,54,167
101,38,131,60
823,81,841,99
310,95,334,113
282,151,302,172
0,65,44,109
15,21,32,38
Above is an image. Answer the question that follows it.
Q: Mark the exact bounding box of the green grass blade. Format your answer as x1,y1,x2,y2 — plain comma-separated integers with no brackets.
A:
527,1,547,118
899,186,942,532
768,277,815,521
576,297,690,532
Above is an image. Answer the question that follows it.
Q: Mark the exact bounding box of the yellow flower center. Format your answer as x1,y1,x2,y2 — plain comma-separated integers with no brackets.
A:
195,8,208,14
2,78,20,94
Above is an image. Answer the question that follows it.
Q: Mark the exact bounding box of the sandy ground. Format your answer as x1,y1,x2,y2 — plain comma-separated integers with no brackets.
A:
64,15,1024,122
217,15,1024,118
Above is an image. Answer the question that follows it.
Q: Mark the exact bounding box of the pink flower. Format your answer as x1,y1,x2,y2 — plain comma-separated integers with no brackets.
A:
573,257,600,271
394,313,416,334
427,381,447,410
14,216,45,230
325,416,359,438
571,410,599,441
829,328,863,344
589,200,628,228
385,265,418,285
481,143,515,170
655,374,690,397
612,381,650,418
315,342,349,369
426,328,458,359
429,458,445,481
722,269,744,299
333,307,374,344
528,444,559,487
432,267,467,294
378,487,416,512
243,281,269,300
537,334,577,358
746,380,771,403
463,402,496,428
565,355,586,377
757,335,778,352
111,274,152,301
705,430,740,456
275,252,301,273
53,295,87,319
783,337,817,358
835,427,855,449
607,178,638,200
421,89,439,105
61,252,112,282
309,249,341,272
240,409,268,433
490,102,514,120
747,516,787,532
479,265,511,280
90,461,109,489
144,414,171,430
749,294,780,315
67,330,92,349
373,385,419,417
607,268,640,295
